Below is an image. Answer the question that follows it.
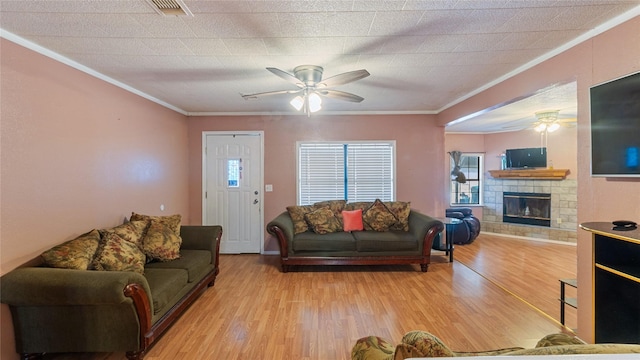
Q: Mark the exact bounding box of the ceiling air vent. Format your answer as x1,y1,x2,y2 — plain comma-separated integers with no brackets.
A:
145,0,193,17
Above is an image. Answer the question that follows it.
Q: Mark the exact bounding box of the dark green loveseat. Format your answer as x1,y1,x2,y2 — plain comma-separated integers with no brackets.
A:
1,225,222,360
267,204,443,272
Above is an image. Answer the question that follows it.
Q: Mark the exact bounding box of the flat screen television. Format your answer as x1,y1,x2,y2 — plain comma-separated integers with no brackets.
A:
505,147,547,169
590,71,640,177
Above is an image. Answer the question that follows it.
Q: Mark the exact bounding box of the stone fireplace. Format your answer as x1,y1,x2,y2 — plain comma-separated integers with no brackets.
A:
482,177,577,243
503,192,551,227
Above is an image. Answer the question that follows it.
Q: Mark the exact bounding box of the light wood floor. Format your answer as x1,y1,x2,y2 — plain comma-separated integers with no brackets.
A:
42,233,576,360
454,232,578,329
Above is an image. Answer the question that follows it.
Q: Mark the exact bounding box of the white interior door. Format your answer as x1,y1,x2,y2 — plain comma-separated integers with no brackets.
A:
203,132,263,254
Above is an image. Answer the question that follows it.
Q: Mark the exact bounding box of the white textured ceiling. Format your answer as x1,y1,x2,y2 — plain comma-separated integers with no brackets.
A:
1,1,639,132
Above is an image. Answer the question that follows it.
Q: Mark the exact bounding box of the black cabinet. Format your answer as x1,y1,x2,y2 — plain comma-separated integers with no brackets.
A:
581,222,640,344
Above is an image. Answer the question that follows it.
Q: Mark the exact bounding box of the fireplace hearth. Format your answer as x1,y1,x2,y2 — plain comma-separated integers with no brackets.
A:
503,192,551,227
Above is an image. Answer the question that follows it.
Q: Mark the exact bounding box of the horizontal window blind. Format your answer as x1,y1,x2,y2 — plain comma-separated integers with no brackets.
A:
347,143,393,202
298,142,394,205
299,143,345,204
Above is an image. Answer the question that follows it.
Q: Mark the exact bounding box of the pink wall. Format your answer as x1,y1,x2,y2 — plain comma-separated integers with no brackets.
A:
440,17,640,342
187,114,447,251
1,39,189,359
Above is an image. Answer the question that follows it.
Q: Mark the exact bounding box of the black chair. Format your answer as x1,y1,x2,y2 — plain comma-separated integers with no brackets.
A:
445,207,481,244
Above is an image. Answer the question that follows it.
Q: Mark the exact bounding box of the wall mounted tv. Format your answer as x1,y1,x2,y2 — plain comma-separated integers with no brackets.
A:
505,147,547,169
590,71,640,177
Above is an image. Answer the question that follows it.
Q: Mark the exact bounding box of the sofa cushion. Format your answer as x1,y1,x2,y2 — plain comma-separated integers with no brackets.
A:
293,232,357,252
342,209,364,232
144,268,189,315
384,201,411,231
145,249,211,282
304,207,343,234
130,212,182,237
100,220,147,246
92,232,146,274
353,231,418,252
41,229,101,270
362,199,399,231
286,204,318,235
142,219,182,261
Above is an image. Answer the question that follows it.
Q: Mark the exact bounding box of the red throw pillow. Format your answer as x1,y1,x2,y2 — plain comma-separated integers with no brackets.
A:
342,209,364,232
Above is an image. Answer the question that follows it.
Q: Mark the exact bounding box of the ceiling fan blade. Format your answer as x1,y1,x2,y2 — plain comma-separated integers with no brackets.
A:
317,69,370,88
318,89,365,103
266,67,304,88
241,89,302,100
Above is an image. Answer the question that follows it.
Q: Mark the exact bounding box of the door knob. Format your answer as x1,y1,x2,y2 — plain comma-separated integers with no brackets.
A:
253,199,259,204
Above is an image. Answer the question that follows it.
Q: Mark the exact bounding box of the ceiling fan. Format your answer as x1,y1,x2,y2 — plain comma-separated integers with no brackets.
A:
531,110,576,133
241,65,370,116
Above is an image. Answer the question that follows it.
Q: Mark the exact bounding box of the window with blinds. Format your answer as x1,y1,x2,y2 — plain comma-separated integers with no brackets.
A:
298,142,395,205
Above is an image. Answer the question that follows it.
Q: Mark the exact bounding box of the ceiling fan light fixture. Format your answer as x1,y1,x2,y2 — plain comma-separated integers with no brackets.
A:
534,123,547,132
535,110,560,123
308,92,322,113
290,96,304,111
547,122,560,132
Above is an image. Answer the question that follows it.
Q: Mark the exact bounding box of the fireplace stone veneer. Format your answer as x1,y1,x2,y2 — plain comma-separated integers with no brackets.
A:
482,178,577,243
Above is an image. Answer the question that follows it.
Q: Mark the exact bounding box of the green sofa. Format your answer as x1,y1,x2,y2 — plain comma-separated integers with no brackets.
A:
1,225,222,360
267,201,443,272
352,331,640,359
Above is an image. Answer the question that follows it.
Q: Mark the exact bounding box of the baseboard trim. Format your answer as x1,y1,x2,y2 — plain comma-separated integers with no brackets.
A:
481,231,577,246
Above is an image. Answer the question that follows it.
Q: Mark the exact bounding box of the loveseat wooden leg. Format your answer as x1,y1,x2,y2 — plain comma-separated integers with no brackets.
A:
420,264,429,272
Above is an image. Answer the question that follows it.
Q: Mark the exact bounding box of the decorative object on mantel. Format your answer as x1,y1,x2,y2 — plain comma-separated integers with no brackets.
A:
489,168,570,180
449,151,466,183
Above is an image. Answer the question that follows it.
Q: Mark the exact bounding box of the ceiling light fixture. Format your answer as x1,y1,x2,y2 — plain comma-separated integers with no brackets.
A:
534,110,560,132
290,90,322,116
534,110,560,148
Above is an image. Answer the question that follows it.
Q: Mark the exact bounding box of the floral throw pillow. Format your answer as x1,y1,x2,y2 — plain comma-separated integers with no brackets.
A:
362,199,399,232
344,201,373,211
99,220,147,246
92,232,146,274
304,207,343,234
130,212,181,237
384,201,411,231
286,205,318,234
41,229,101,270
142,219,182,261
313,200,347,221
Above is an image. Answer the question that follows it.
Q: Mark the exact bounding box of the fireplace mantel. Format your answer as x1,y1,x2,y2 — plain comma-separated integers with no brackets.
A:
489,169,570,180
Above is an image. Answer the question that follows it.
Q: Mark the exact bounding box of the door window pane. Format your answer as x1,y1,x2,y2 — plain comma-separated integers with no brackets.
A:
228,159,240,188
